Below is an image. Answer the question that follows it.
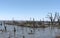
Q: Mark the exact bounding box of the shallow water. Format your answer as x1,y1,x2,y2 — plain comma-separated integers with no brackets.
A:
0,23,60,38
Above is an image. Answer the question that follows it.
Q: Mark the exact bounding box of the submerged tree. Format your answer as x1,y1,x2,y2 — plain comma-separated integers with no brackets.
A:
57,13,60,25
46,13,53,25
58,16,60,25
46,12,58,26
33,18,35,27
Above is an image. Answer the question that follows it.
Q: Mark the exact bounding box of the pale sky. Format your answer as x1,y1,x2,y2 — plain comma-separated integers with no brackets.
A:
0,0,60,21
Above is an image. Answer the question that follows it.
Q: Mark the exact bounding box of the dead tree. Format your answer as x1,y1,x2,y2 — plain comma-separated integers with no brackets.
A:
57,13,60,25
46,12,58,26
33,18,35,28
46,13,53,25
57,16,60,25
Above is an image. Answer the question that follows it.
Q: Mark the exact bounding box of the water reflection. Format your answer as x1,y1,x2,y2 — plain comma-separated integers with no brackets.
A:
0,24,60,38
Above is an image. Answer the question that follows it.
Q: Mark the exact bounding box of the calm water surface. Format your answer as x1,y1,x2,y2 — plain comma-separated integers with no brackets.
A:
0,24,60,38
